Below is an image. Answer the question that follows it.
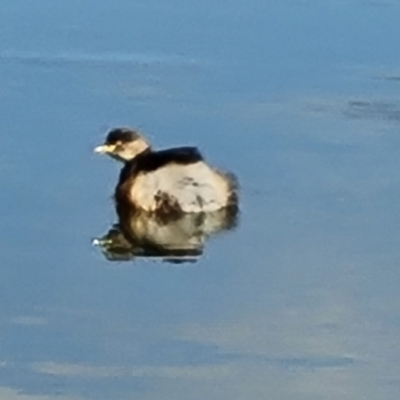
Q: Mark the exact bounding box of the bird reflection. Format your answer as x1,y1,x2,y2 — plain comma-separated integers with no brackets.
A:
93,203,238,264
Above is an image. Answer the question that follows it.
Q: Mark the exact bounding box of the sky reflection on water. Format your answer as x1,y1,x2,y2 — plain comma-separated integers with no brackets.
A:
1,0,400,399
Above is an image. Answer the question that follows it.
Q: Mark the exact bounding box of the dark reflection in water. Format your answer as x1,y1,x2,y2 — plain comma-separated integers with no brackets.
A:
344,99,400,122
93,203,238,263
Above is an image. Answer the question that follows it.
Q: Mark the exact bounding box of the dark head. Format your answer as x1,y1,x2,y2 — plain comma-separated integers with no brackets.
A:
94,128,151,162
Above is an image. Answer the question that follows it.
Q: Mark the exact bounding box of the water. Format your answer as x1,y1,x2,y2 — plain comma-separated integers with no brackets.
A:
1,0,400,399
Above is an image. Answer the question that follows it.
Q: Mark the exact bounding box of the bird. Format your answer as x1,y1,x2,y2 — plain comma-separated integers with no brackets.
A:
94,127,238,216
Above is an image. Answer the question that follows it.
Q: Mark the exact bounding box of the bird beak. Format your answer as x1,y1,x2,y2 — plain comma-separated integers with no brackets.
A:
94,144,114,154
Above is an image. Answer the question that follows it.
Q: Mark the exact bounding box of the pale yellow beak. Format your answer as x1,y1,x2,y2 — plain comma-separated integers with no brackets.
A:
94,144,115,154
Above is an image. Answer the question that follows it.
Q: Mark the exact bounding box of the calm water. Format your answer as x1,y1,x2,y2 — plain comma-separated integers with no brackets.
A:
2,0,400,399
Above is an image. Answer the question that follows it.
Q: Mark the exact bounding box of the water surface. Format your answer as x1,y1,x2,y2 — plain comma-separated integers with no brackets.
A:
1,1,400,399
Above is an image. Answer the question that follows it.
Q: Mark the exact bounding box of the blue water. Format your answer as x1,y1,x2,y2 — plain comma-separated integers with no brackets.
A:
2,1,400,399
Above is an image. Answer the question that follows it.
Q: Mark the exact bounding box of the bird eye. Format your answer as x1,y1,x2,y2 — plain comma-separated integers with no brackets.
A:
114,141,124,151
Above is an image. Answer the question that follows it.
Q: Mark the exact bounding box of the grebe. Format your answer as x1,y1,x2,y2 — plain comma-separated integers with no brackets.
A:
94,128,238,215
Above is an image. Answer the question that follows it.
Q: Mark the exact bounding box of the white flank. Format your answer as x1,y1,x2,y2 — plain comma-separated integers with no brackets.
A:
129,162,230,212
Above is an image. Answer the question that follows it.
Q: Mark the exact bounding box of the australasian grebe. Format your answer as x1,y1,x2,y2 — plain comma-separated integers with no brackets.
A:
94,128,238,215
